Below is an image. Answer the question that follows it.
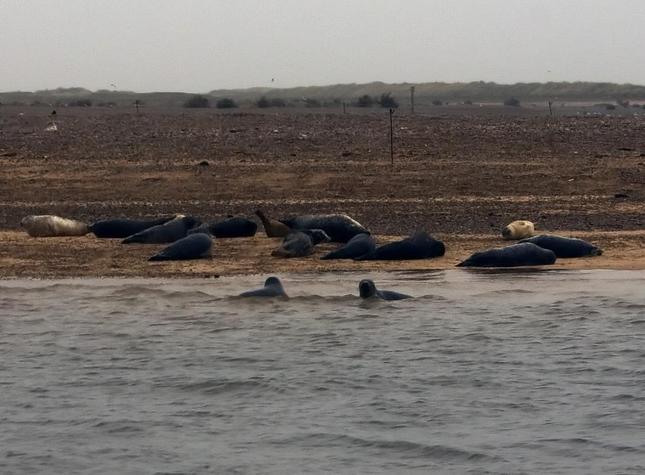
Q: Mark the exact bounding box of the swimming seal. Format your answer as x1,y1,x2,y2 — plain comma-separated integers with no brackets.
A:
321,233,376,260
359,279,412,300
502,220,535,240
122,215,201,244
188,216,257,238
271,229,330,258
279,214,369,243
148,233,213,261
354,231,445,260
520,235,602,258
239,276,288,298
21,215,89,237
255,210,291,237
457,242,556,267
89,216,176,238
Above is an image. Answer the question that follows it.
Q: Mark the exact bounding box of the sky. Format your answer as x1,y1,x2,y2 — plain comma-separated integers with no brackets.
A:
2,0,645,92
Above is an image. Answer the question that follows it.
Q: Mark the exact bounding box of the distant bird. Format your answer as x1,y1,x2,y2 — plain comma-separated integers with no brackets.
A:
271,78,275,83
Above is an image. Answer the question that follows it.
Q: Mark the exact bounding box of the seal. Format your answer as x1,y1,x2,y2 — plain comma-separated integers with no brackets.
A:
502,220,535,240
122,215,201,244
271,229,330,258
208,216,257,238
21,215,89,237
321,233,376,260
457,242,556,267
520,234,602,258
279,214,369,243
239,276,288,298
90,216,176,238
359,279,412,300
354,231,445,260
148,233,213,261
255,209,291,237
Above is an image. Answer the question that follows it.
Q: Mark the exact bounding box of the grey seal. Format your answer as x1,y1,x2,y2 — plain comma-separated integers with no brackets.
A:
148,233,213,261
359,279,412,300
457,242,557,267
321,233,376,260
354,231,445,260
519,235,602,258
272,230,330,258
239,277,288,298
89,216,176,238
279,214,369,243
122,215,201,244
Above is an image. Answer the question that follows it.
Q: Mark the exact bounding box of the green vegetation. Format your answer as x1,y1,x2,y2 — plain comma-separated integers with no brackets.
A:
184,95,210,108
215,98,237,109
378,92,398,108
355,94,374,107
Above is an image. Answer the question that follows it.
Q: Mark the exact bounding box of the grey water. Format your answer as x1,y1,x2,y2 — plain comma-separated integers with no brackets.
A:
1,270,645,475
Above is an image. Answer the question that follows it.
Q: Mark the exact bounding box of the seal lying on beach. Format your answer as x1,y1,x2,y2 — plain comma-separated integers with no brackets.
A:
359,279,412,300
239,276,288,298
21,215,89,237
89,216,176,238
279,214,368,243
520,235,602,258
321,233,376,260
148,233,213,261
457,242,556,267
272,230,331,258
122,215,201,244
354,231,445,260
188,216,257,238
502,220,535,240
255,210,291,237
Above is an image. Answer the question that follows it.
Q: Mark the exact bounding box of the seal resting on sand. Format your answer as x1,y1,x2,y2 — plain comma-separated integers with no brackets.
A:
149,233,213,261
321,233,376,260
21,215,89,237
122,215,200,244
255,210,291,237
89,216,176,238
272,230,330,258
239,276,288,298
502,220,535,240
520,235,602,258
359,279,412,300
457,242,556,267
354,231,445,260
279,214,368,243
188,216,257,238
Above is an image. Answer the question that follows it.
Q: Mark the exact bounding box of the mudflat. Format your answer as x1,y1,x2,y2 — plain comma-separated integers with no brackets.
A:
1,107,643,278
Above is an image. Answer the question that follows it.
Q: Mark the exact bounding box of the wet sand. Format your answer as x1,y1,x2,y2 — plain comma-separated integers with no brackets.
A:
1,230,644,279
1,107,643,277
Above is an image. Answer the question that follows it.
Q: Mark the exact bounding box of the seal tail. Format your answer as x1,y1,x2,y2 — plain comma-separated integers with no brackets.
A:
148,253,168,262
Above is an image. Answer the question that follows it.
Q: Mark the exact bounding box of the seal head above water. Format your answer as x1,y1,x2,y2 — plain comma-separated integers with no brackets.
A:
239,276,288,298
358,279,412,300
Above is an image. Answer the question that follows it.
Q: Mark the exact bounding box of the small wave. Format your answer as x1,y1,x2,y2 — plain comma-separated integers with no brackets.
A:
178,377,275,395
274,432,503,462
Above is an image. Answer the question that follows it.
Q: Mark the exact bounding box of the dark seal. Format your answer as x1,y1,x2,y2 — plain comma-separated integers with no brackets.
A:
255,210,291,237
122,215,201,244
279,214,369,243
457,242,557,267
90,216,176,238
359,279,412,300
148,233,213,261
321,233,376,260
239,276,288,298
271,229,330,258
520,235,602,258
354,231,445,260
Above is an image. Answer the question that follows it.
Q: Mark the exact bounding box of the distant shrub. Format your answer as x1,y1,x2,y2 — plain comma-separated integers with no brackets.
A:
605,104,616,110
432,99,443,106
257,96,287,108
463,99,473,105
616,99,630,108
378,92,398,108
304,98,321,108
503,97,520,107
184,95,210,108
642,104,645,110
97,101,116,107
216,98,237,109
356,94,375,107
69,98,92,107
256,96,270,108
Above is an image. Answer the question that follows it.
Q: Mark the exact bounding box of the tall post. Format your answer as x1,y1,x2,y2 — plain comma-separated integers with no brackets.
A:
342,102,346,114
410,86,415,114
389,108,394,166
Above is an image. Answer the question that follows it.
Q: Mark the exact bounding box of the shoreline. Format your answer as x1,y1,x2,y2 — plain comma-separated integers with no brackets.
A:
1,230,644,279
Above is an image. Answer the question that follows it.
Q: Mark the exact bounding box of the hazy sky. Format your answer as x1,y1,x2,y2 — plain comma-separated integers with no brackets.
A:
2,0,644,92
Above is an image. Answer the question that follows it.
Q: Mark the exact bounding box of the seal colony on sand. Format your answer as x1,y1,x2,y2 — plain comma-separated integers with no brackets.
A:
239,276,288,298
520,235,602,258
358,279,412,300
502,220,535,240
21,215,89,237
457,242,557,267
279,214,369,243
149,233,213,261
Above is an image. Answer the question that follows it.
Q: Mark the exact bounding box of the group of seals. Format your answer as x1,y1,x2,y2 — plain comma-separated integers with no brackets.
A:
239,277,411,300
